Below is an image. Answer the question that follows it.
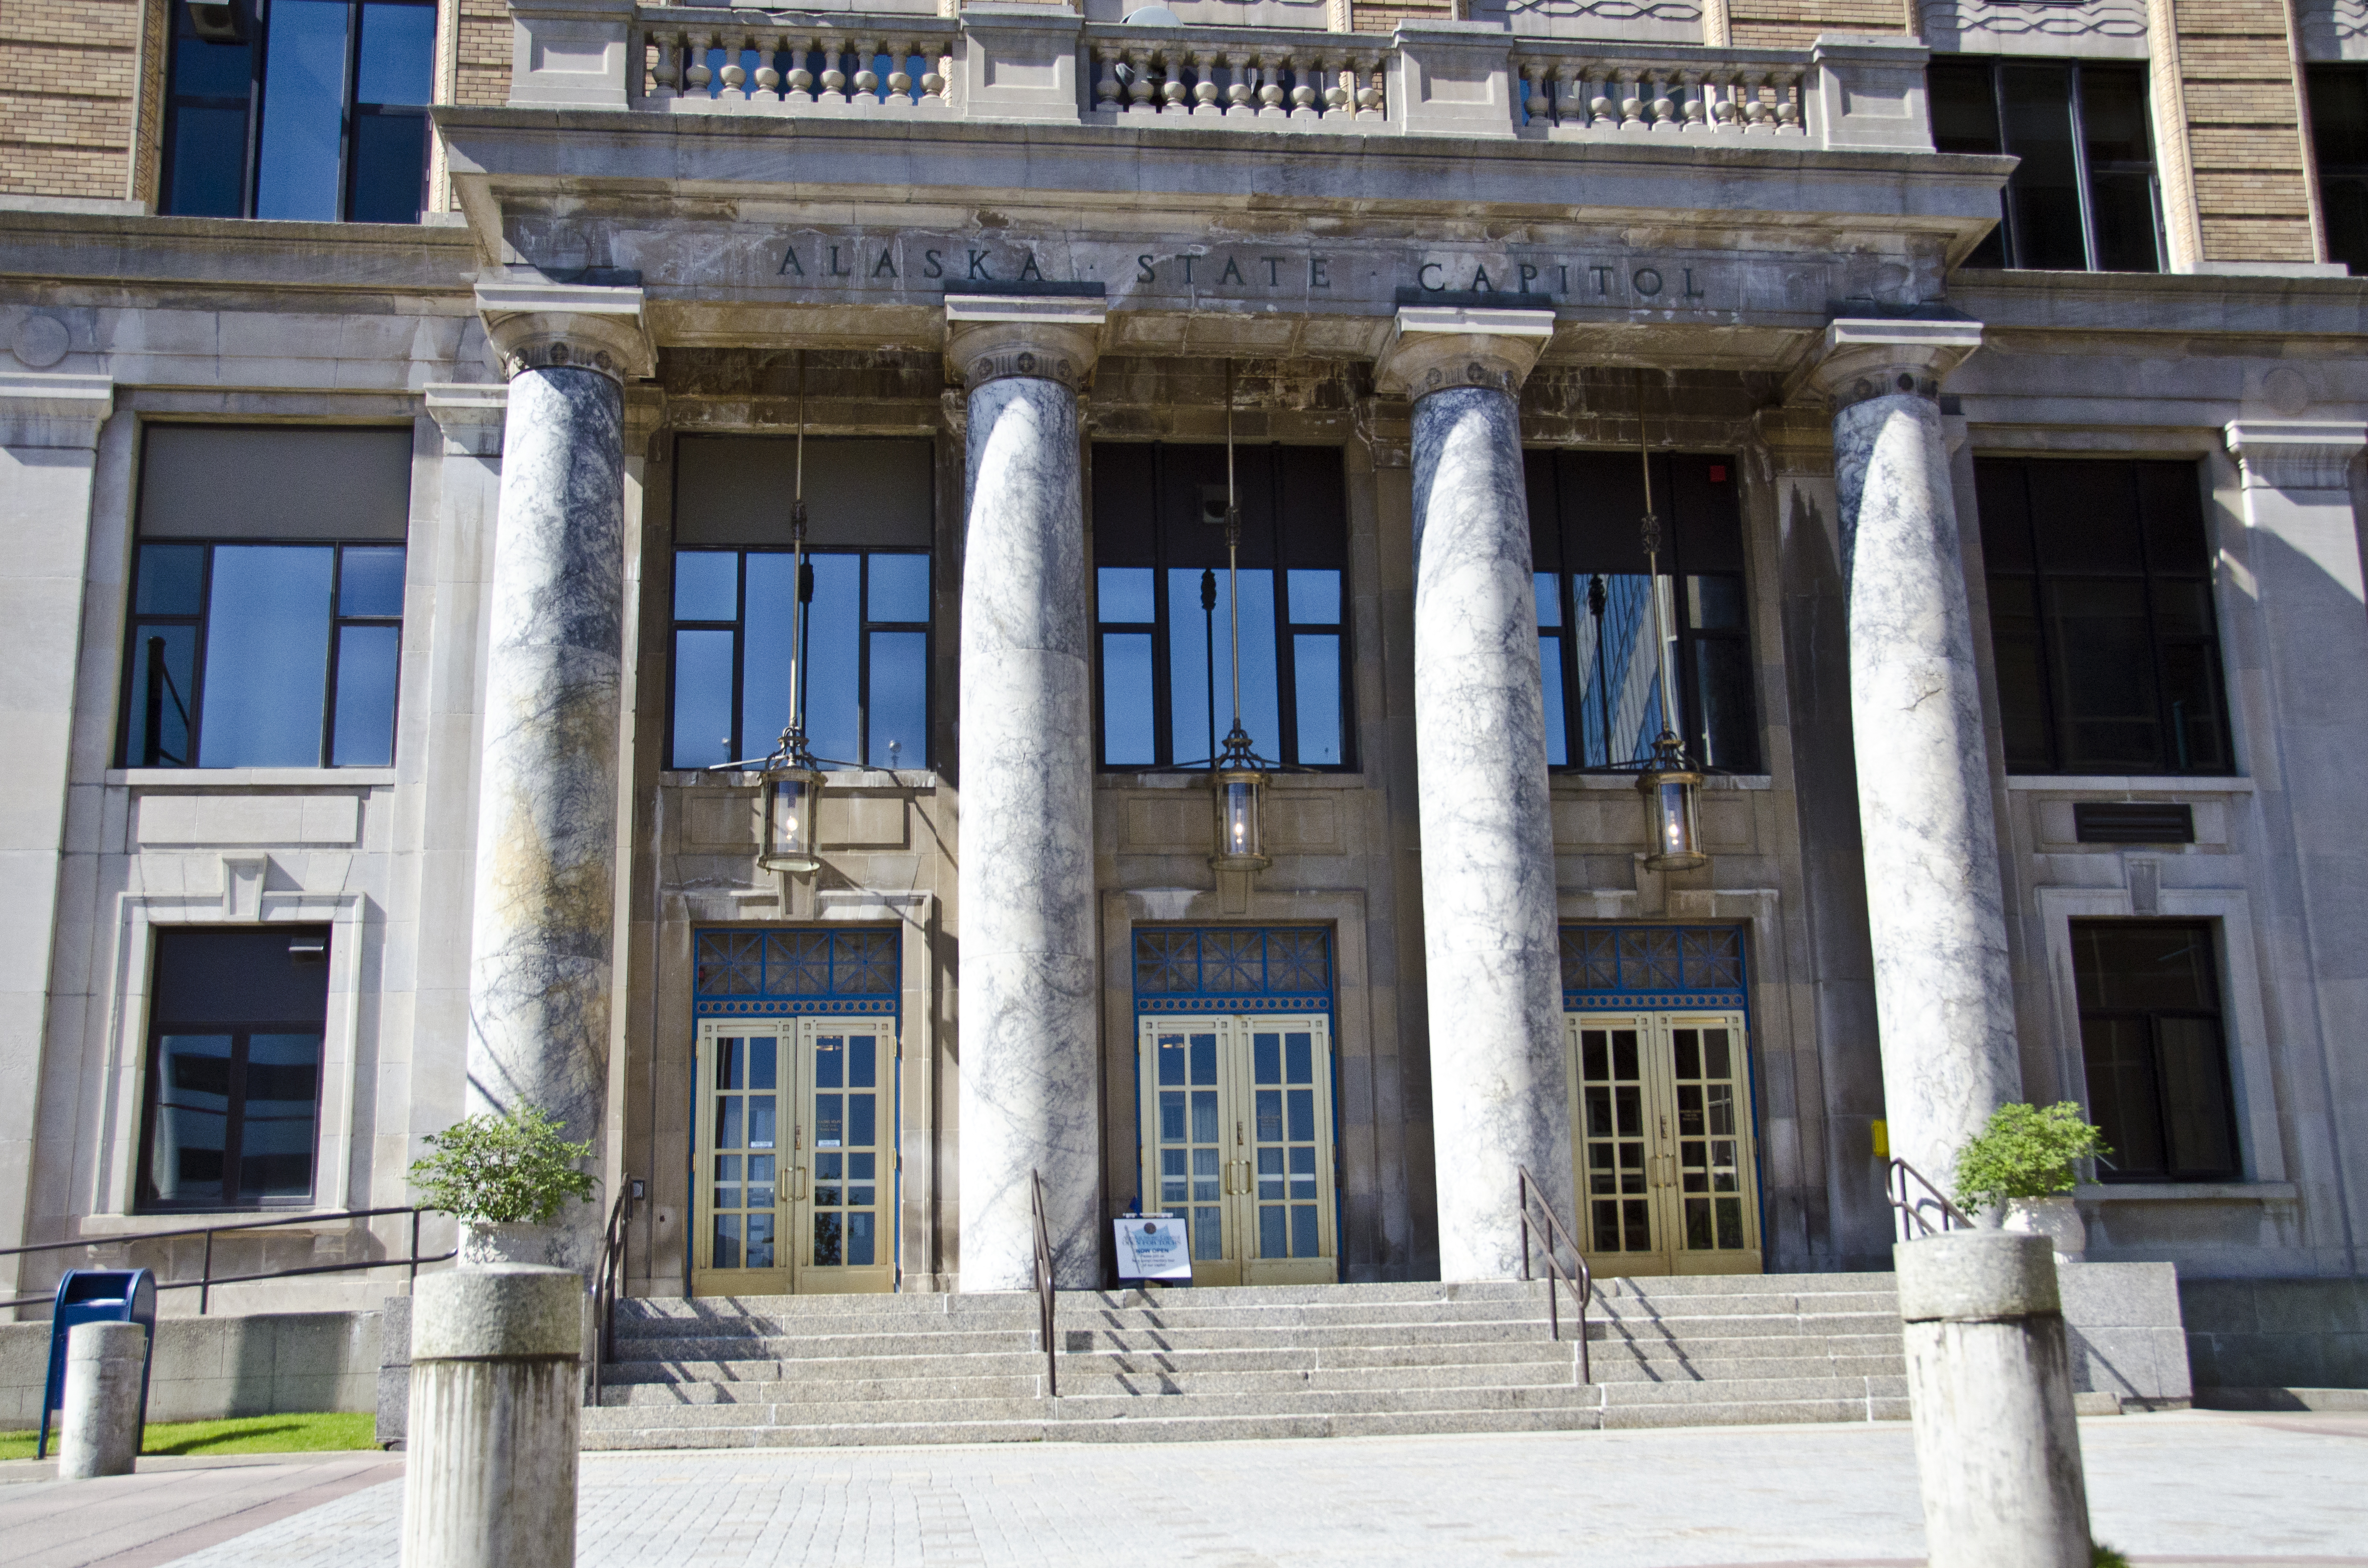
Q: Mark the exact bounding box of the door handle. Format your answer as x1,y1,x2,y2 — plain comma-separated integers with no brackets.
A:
791,1166,807,1200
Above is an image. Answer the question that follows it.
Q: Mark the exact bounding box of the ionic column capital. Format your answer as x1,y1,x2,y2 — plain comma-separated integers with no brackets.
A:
1374,306,1555,401
944,294,1107,393
2223,419,2368,492
1791,317,1984,410
476,281,655,383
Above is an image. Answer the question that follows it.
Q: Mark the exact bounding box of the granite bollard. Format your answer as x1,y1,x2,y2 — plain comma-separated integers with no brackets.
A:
1897,1231,2093,1568
401,1265,583,1568
58,1321,146,1479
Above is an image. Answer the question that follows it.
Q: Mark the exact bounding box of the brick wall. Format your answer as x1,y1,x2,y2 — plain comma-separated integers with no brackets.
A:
1349,0,1459,31
1728,0,1907,49
456,0,510,106
2166,0,2317,262
0,0,143,200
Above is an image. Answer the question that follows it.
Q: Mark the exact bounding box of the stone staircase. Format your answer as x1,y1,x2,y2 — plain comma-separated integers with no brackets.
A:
582,1273,1910,1449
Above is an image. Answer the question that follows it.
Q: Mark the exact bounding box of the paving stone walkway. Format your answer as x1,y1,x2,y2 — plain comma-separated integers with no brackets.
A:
15,1411,2368,1568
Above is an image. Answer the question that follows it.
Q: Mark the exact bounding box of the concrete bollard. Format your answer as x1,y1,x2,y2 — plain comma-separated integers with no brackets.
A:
1897,1231,2093,1568
59,1321,148,1479
401,1265,583,1568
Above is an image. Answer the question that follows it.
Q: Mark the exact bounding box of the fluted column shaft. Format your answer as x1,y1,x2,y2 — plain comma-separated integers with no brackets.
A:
949,299,1105,1290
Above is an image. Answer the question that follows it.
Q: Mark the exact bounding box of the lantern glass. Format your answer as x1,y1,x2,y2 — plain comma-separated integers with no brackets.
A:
1211,770,1270,871
1639,766,1707,871
760,766,824,874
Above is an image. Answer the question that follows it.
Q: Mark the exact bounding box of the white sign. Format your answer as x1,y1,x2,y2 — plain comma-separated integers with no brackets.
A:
1113,1216,1193,1281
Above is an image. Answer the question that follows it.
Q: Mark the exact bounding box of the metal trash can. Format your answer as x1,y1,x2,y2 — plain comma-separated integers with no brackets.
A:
37,1268,157,1460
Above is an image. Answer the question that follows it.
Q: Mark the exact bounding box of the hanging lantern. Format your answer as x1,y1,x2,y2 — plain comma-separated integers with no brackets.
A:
758,745,826,874
1211,761,1269,872
1637,734,1706,872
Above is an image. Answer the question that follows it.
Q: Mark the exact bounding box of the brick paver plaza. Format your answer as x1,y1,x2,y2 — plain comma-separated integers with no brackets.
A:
10,1410,2360,1568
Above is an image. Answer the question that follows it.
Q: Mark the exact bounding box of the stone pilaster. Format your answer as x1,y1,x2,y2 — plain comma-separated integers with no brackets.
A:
1799,318,2015,1212
463,284,653,1271
1377,306,1572,1282
946,295,1106,1290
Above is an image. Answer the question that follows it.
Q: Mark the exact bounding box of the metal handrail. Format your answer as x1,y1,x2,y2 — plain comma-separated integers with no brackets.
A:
0,1205,455,1313
1887,1156,1975,1238
1029,1169,1058,1399
1515,1165,1593,1386
588,1191,632,1406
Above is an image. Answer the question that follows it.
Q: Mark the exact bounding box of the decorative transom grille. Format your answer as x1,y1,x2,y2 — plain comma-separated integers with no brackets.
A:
1133,926,1333,1014
1561,925,1746,1009
693,927,899,1017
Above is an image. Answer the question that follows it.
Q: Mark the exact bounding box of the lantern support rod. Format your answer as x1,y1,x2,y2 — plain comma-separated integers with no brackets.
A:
778,351,814,769
1639,370,1682,766
1226,360,1244,746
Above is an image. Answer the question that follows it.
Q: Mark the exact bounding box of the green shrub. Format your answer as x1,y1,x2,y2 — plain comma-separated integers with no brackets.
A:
1953,1101,2109,1218
408,1105,595,1225
2092,1543,2131,1568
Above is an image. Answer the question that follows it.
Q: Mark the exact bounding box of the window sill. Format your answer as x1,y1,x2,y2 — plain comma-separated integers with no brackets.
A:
2006,774,2254,793
108,768,397,788
77,1208,365,1239
2074,1181,2297,1204
661,769,940,790
1097,771,1369,790
1553,772,1775,791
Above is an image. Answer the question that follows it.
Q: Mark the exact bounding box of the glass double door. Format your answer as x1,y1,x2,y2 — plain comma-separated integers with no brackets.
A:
1136,1014,1338,1287
693,1017,895,1295
1565,1010,1762,1277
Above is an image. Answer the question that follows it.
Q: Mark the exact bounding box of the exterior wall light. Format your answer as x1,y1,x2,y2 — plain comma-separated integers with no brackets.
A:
759,744,826,874
1633,371,1708,874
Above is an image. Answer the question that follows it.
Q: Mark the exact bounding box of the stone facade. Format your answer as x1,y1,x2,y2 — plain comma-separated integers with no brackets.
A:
0,0,2361,1335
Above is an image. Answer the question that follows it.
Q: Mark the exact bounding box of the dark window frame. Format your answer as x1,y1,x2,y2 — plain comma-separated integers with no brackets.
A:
2072,919,2243,1185
1976,457,2234,777
1090,442,1356,774
119,538,407,770
135,927,332,1214
1528,449,1763,774
1928,54,2166,273
664,545,934,772
160,0,433,224
2307,63,2368,275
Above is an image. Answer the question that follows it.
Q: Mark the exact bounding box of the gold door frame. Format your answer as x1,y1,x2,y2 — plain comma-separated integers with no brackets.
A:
1565,1008,1762,1278
693,1017,899,1296
1136,1014,1339,1288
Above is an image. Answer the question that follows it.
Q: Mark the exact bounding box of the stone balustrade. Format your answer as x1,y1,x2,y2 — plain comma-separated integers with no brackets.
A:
510,1,1931,153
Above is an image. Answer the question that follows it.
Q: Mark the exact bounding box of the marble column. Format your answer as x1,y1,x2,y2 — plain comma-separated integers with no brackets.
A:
946,296,1106,1291
464,285,654,1271
0,370,114,1297
1378,307,1571,1281
1804,319,2019,1209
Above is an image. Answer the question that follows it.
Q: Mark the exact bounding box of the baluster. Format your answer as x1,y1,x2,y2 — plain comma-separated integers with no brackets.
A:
1120,47,1151,114
713,36,743,103
1614,68,1639,129
882,38,910,108
1519,60,1547,127
1258,53,1287,118
1775,69,1805,135
1286,52,1316,119
650,30,681,104
1707,70,1738,132
782,37,812,105
1734,70,1764,134
1648,69,1676,131
751,32,782,105
921,43,948,109
1225,50,1254,116
684,32,713,96
1323,55,1351,121
1192,47,1222,116
853,38,881,105
1160,46,1191,114
1677,69,1704,131
1546,62,1574,127
818,36,847,105
1094,44,1123,115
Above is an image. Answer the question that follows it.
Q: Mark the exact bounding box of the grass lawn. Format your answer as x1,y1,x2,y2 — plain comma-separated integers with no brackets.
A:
0,1409,378,1462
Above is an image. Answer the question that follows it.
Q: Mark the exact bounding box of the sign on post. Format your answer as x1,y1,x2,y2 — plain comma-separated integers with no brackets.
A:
1113,1216,1192,1282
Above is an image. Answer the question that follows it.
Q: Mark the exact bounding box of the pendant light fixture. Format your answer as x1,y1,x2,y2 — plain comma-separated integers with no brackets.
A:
1210,360,1271,873
757,351,826,875
1633,372,1707,872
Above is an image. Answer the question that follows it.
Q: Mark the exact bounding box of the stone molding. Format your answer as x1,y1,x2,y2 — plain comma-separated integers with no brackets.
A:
476,282,656,383
944,295,1107,392
2223,420,2368,492
1373,306,1555,401
0,372,114,450
508,0,635,111
1791,317,1984,409
424,382,509,456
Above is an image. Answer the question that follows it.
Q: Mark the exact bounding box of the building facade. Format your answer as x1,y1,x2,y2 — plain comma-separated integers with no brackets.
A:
2,0,2364,1331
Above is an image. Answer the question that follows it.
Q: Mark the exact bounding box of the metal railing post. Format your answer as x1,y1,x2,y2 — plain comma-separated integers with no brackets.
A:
199,1225,215,1316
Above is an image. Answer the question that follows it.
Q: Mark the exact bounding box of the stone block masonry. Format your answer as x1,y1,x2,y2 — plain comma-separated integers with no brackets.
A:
0,1311,383,1426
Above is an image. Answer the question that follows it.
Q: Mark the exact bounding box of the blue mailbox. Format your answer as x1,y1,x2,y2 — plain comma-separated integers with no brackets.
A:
36,1268,157,1460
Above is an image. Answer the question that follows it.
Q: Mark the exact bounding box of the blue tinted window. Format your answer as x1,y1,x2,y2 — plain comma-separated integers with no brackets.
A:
198,546,335,766
254,0,350,221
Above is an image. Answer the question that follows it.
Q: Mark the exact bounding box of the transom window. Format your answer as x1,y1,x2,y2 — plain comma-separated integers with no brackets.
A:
668,435,936,773
1928,55,2163,273
1976,457,2232,775
138,926,331,1211
2307,65,2368,276
123,426,411,769
2073,921,2239,1182
1527,450,1760,773
1093,444,1351,771
161,0,434,223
